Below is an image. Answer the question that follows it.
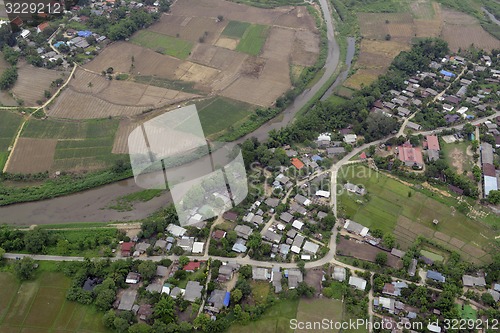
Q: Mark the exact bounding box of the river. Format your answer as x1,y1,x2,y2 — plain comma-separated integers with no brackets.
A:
0,0,352,225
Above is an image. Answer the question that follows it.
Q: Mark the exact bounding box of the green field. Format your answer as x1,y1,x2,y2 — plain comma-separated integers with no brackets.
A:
228,299,299,333
22,118,122,171
296,298,344,333
236,24,269,56
420,249,444,262
338,165,498,263
130,30,193,59
456,304,477,320
196,97,254,137
0,272,110,333
0,111,23,170
222,21,251,38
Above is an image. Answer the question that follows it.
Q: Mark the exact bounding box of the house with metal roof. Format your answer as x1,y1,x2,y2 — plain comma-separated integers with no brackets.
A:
344,219,369,237
349,276,367,291
332,267,346,281
252,267,270,280
184,281,203,302
235,225,253,239
302,241,319,255
427,270,446,283
462,275,486,287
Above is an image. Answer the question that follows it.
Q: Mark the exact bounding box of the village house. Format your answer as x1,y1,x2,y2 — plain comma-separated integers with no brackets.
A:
397,144,424,168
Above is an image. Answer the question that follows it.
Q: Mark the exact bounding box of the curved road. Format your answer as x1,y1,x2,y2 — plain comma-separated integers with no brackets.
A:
0,0,344,225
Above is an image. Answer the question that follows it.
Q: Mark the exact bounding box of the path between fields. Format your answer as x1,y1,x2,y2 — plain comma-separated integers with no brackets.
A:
2,63,78,173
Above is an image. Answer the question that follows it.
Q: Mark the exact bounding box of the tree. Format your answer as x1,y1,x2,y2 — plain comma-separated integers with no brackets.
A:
178,256,190,267
128,323,152,333
487,190,500,205
239,265,252,279
217,15,224,21
14,257,36,280
231,288,242,304
297,282,315,298
375,252,388,266
247,232,262,251
0,66,17,90
138,260,157,281
0,247,5,265
94,288,116,311
24,227,49,253
385,34,391,41
297,260,305,274
463,123,475,136
481,292,496,307
382,233,396,248
154,296,176,324
113,317,130,333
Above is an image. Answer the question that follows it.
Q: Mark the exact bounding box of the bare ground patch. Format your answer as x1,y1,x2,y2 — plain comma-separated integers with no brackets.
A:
6,138,57,174
261,27,295,61
441,9,500,52
215,37,239,50
337,237,403,269
12,63,67,106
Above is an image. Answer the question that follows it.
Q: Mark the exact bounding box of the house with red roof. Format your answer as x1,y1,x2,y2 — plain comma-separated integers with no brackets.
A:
121,242,135,257
10,16,23,28
37,22,50,34
183,261,202,272
359,152,367,160
397,145,424,168
425,135,440,161
291,158,304,170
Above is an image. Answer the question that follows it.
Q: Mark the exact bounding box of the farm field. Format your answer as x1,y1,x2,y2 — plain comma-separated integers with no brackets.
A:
236,24,270,56
338,164,498,264
295,298,343,333
0,272,110,333
0,111,23,170
441,8,500,52
222,20,251,38
11,62,68,106
5,138,57,174
18,118,122,173
344,0,499,89
196,97,254,137
130,30,193,59
82,0,319,110
337,237,403,268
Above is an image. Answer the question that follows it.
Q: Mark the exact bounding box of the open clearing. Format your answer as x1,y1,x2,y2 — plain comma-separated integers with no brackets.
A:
21,118,121,172
0,111,23,170
441,8,500,52
441,141,474,175
130,30,193,59
337,237,403,268
338,165,498,264
296,298,343,333
5,138,57,174
0,272,110,333
11,62,68,106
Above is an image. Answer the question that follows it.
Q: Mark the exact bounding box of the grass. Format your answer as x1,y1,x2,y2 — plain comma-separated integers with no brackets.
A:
21,118,122,171
296,298,343,332
130,30,193,60
338,165,499,262
236,24,269,56
441,141,474,174
222,21,251,38
251,281,270,305
195,97,254,137
420,249,444,262
108,189,164,211
228,299,299,333
456,304,477,320
345,0,411,13
0,272,111,333
0,111,23,170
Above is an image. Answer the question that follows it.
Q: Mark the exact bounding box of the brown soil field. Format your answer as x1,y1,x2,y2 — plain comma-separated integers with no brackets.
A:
70,68,110,93
358,13,414,40
261,27,295,61
215,37,238,50
47,89,151,119
112,118,139,154
441,9,500,52
11,63,67,106
337,237,403,269
175,62,220,88
149,15,228,44
414,1,442,37
259,58,290,86
5,138,57,174
84,42,181,79
220,77,288,106
240,56,266,78
171,0,315,30
292,29,320,66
